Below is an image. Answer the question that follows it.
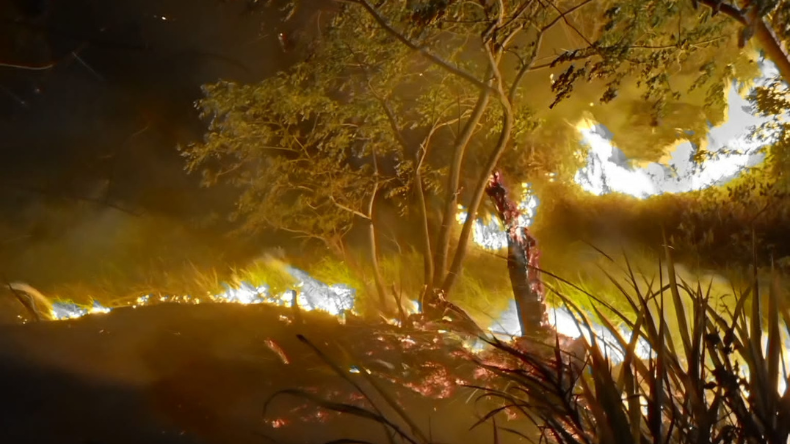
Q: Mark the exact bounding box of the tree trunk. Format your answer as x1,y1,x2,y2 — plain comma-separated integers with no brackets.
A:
432,84,492,289
368,151,388,310
367,218,388,309
370,91,435,308
483,171,547,335
754,18,790,84
414,148,435,304
697,0,790,84
441,99,514,294
439,32,544,296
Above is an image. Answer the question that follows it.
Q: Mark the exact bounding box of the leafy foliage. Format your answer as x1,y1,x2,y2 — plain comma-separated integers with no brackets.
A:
184,3,480,249
187,0,778,310
664,72,790,269
748,76,790,189
548,0,742,125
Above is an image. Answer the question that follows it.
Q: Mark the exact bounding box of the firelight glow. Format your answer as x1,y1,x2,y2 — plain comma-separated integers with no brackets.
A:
575,59,783,198
459,62,785,253
49,265,355,321
456,182,540,251
29,61,790,384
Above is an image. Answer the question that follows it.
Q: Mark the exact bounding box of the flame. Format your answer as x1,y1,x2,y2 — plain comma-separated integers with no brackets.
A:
47,265,356,321
575,61,783,198
52,300,112,320
30,64,789,402
461,60,786,252
456,182,540,251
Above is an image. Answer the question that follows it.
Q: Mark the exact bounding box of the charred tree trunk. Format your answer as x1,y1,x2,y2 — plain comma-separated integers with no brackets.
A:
485,171,547,336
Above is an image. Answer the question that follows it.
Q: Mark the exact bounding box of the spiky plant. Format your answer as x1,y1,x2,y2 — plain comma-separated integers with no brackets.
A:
474,244,790,444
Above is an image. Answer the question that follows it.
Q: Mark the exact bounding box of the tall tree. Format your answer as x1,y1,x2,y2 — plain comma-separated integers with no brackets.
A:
186,0,761,320
184,7,464,310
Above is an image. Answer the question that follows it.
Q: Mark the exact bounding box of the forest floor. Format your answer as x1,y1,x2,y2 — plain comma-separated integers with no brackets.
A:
0,303,531,444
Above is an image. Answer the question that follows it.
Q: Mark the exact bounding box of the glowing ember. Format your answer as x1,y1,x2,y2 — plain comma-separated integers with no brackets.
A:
402,362,457,399
267,418,288,429
264,339,290,364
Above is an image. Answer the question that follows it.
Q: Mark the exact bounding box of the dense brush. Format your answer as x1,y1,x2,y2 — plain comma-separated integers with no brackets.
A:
474,244,790,444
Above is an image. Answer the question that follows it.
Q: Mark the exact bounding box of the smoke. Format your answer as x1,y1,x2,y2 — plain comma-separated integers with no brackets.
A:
0,200,254,302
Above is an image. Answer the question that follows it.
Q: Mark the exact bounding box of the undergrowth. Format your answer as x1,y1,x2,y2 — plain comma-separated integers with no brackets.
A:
267,245,790,444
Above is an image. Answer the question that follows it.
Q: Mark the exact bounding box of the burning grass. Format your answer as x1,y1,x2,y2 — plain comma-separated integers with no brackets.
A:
3,243,790,443
468,249,790,444
1,245,517,332
257,248,790,444
4,206,790,443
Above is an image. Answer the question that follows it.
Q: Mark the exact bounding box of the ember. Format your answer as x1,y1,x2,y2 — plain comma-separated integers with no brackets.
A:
267,418,288,429
264,339,290,365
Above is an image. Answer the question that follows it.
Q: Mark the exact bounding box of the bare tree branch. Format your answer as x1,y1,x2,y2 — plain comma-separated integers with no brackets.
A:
696,0,748,25
509,31,544,102
540,0,595,33
694,0,790,83
329,196,371,220
0,60,56,71
541,0,594,47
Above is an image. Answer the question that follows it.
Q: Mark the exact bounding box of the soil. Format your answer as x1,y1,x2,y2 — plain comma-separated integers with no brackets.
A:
0,303,531,444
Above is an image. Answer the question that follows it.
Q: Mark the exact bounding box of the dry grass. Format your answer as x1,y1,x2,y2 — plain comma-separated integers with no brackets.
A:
276,245,790,444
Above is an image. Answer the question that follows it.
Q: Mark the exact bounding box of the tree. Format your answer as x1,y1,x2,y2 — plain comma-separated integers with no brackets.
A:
184,8,463,310
186,0,761,327
694,0,790,83
537,0,790,163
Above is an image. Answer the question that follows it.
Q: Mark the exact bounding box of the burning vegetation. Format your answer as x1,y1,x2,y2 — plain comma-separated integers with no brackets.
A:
4,0,790,443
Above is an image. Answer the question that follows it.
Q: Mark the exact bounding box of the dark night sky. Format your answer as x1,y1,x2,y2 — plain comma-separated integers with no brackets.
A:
0,0,301,288
1,0,288,211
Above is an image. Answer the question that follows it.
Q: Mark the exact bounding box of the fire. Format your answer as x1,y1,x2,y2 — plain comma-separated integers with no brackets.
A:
575,60,783,198
461,60,786,253
47,265,355,321
19,65,787,396
52,300,112,320
456,182,540,251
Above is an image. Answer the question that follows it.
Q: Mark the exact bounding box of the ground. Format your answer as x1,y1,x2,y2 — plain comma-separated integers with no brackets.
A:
0,303,530,444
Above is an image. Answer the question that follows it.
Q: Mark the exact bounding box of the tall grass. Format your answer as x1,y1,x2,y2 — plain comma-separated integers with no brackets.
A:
268,247,790,444
475,245,790,444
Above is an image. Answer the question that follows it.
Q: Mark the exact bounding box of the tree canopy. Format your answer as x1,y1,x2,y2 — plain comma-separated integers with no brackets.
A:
185,0,790,316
